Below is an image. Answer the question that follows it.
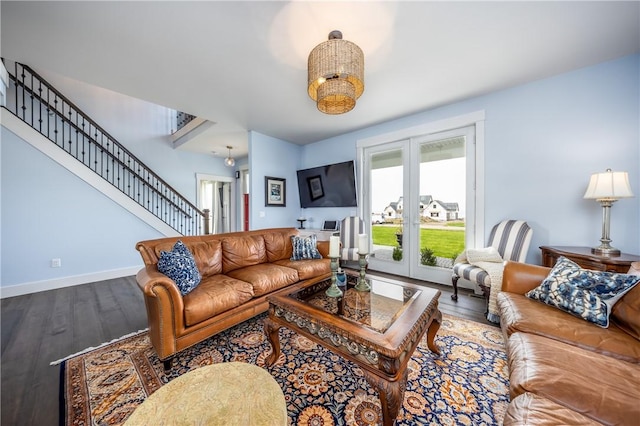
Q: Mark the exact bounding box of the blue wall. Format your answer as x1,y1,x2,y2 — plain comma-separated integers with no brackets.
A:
252,54,640,263
248,131,302,229
1,127,161,285
2,53,638,293
1,75,241,290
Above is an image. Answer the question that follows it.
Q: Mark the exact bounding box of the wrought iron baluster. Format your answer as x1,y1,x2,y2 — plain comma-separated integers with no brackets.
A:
4,61,204,236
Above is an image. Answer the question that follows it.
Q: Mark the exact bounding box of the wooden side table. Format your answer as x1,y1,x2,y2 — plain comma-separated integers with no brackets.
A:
540,246,640,273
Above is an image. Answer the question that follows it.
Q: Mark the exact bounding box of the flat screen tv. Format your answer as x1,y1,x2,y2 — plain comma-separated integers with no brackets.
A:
297,160,357,208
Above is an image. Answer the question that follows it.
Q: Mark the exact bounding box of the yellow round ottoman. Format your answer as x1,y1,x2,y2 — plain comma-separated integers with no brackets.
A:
124,362,287,425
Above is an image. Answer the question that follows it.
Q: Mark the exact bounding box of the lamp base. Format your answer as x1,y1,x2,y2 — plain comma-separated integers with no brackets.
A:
591,246,621,257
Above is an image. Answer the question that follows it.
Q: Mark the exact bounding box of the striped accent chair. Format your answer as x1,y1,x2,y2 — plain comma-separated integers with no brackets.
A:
451,220,533,302
340,216,365,262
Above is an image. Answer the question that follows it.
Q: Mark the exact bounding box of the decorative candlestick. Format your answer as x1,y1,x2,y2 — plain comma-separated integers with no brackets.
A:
354,253,370,292
325,256,343,297
297,218,306,229
358,233,369,256
329,236,340,258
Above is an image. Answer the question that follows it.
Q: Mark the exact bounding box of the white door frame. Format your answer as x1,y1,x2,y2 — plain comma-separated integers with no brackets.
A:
357,111,485,285
196,173,237,233
361,140,410,276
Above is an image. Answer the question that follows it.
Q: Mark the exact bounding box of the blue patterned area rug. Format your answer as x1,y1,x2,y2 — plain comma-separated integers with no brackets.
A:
60,313,508,425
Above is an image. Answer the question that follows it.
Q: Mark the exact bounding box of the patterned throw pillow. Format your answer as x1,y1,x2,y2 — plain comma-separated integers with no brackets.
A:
526,256,640,327
157,240,201,296
290,235,322,261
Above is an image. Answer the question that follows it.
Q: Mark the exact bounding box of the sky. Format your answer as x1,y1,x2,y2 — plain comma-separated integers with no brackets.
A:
370,157,466,218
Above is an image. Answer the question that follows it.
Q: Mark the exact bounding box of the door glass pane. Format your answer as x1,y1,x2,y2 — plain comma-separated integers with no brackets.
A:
417,136,466,270
370,148,404,263
199,179,232,234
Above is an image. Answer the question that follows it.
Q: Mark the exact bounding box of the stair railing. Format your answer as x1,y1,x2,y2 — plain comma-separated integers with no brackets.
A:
4,61,205,236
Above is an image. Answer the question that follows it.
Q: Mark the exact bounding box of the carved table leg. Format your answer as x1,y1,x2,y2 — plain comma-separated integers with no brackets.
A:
451,274,460,301
362,368,408,426
479,284,490,315
263,317,281,367
425,310,442,356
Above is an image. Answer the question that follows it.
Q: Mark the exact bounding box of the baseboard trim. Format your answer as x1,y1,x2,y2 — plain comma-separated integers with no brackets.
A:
0,266,142,299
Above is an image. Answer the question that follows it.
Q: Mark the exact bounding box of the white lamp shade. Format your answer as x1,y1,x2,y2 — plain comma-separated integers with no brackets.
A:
583,170,634,200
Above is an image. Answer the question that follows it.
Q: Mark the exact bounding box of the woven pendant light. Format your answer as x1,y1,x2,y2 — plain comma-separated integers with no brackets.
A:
308,30,364,114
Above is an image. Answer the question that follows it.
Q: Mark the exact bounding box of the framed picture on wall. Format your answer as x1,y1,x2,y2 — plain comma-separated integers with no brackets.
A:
265,176,286,207
307,175,324,201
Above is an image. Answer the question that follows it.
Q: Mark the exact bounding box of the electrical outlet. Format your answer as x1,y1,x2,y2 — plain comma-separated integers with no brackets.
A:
51,258,61,268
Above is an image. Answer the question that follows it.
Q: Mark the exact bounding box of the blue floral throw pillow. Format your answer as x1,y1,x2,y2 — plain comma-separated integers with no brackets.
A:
290,235,322,261
157,240,201,296
526,256,640,327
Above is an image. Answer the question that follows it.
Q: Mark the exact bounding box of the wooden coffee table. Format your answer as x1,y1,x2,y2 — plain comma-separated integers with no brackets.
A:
264,273,442,426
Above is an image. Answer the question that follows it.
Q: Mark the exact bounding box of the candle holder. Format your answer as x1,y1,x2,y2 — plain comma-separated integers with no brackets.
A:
325,257,343,298
354,253,370,292
297,218,306,229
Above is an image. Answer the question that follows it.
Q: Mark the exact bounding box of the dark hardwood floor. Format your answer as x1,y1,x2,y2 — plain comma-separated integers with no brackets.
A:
1,273,488,426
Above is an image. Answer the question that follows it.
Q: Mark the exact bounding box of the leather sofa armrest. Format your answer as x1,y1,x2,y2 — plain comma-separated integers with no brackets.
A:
502,261,551,294
136,266,179,298
136,265,186,360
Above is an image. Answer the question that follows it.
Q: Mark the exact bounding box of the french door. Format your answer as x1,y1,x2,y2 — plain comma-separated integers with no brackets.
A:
359,119,481,285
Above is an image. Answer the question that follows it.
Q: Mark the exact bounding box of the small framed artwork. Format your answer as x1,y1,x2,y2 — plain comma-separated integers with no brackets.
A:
265,176,286,207
307,175,324,201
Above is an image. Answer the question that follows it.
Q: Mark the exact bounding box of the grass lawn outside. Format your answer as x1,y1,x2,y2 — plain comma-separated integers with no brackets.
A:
372,225,465,260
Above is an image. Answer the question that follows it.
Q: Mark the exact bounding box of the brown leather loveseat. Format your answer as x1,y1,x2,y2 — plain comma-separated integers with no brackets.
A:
497,261,640,425
135,228,331,368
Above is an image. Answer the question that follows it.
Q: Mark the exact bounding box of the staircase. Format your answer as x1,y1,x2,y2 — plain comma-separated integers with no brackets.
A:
3,61,205,236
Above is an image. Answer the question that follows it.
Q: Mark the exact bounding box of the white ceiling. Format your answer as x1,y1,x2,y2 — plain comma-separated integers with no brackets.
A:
2,1,639,160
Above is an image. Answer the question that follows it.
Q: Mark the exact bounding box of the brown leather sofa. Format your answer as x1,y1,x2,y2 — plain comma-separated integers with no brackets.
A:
135,228,331,368
497,261,640,425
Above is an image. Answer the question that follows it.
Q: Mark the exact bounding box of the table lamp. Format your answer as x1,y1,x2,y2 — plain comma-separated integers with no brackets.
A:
583,169,634,256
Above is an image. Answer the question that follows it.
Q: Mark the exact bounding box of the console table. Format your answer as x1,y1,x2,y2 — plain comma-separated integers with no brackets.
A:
298,229,337,241
540,246,640,273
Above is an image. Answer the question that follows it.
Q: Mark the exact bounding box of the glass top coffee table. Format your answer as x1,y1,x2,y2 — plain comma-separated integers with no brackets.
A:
264,273,442,426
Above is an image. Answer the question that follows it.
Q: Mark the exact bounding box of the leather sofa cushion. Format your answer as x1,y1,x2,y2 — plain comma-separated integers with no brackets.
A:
263,229,297,262
226,264,299,297
185,240,223,277
183,275,254,326
151,240,223,278
274,258,331,280
504,393,602,426
498,291,640,363
221,235,267,274
507,332,640,425
611,283,640,341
